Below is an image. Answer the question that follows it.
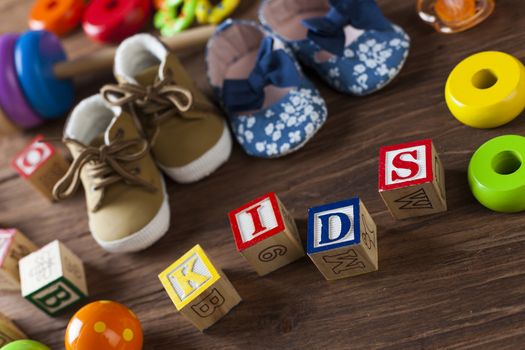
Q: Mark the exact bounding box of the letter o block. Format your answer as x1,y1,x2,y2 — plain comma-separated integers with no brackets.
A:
379,139,447,220
0,312,26,347
0,229,37,291
307,197,378,280
228,192,304,276
158,245,241,331
19,240,88,316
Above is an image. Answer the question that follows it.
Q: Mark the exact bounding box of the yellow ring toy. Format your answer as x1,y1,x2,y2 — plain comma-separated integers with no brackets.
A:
196,0,239,25
445,51,525,129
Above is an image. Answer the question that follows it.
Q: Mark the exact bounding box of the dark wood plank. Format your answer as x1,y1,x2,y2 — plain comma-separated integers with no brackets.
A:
1,1,525,349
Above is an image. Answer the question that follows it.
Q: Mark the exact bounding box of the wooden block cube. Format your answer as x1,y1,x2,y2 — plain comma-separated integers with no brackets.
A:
379,139,447,220
0,312,26,347
0,229,37,291
307,197,378,281
19,240,88,316
12,135,69,201
228,192,304,276
158,244,241,331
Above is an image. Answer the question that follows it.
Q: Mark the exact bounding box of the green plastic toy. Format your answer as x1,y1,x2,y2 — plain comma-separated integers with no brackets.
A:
154,0,198,37
468,135,525,212
0,340,50,350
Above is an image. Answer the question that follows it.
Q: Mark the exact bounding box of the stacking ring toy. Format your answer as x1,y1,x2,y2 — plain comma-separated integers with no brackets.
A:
15,30,74,119
154,0,197,36
65,300,143,350
0,340,50,350
83,0,152,44
0,34,43,128
445,51,525,129
29,0,85,36
196,0,240,25
468,135,525,212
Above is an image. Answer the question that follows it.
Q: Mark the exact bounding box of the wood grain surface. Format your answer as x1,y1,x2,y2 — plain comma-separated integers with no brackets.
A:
1,1,525,349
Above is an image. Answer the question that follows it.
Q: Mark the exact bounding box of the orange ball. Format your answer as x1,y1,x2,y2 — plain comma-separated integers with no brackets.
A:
29,0,85,36
65,300,143,350
434,0,476,23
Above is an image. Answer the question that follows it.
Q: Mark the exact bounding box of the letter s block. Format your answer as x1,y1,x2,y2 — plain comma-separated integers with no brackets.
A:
158,244,241,331
0,312,26,347
12,135,69,201
0,229,37,291
379,139,447,220
228,192,304,276
19,240,88,316
307,197,378,280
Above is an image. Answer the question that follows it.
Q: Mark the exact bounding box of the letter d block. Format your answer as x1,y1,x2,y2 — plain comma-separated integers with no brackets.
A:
0,312,26,347
0,229,37,291
19,240,88,316
307,197,378,280
228,192,304,276
379,139,447,220
12,135,69,201
158,244,241,331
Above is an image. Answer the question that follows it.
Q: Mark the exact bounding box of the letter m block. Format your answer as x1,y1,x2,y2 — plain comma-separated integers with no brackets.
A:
19,240,88,316
379,139,447,220
307,197,378,280
158,245,241,331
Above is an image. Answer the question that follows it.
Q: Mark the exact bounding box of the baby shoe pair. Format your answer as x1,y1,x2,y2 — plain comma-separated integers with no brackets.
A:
206,0,410,158
53,34,231,253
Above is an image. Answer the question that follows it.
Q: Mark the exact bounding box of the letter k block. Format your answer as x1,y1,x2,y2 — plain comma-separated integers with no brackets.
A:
379,139,447,220
158,245,241,331
307,197,378,281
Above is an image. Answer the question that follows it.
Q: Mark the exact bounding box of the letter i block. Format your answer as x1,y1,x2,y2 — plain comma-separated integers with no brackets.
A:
0,229,37,291
158,245,241,331
307,197,378,281
379,139,447,220
0,312,26,347
228,192,304,276
12,135,69,201
19,240,88,316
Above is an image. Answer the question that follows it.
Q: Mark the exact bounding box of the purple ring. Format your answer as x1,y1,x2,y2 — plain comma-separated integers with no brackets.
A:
0,34,43,128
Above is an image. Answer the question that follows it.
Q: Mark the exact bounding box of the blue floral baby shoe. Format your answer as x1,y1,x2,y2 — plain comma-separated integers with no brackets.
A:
206,20,327,158
259,0,410,96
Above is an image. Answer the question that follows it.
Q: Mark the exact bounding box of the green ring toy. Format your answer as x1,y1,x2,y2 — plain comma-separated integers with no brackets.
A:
468,135,525,212
0,340,50,350
154,0,197,37
196,0,240,25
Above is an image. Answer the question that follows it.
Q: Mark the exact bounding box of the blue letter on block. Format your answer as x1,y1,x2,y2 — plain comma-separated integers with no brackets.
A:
318,213,351,245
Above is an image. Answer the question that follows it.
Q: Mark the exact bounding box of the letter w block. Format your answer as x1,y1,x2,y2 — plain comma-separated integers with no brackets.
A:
379,139,447,220
19,240,88,316
158,245,241,331
307,197,378,280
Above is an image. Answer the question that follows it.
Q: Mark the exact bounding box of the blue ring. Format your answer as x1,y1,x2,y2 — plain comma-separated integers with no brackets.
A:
15,30,74,119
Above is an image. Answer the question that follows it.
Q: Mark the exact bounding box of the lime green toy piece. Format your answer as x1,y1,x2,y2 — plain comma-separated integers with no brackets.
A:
468,135,525,212
196,0,240,25
154,0,197,37
0,340,50,350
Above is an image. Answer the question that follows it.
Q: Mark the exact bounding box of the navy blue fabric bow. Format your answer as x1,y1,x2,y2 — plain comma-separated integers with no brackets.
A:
302,0,392,55
222,37,301,114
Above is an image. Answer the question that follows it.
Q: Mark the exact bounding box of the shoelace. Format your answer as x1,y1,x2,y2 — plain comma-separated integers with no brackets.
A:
100,70,194,142
52,134,155,212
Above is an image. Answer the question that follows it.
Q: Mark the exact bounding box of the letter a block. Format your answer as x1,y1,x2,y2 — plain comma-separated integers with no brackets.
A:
158,245,241,331
379,139,447,220
19,240,88,316
0,229,37,291
307,197,378,280
12,135,69,201
228,192,304,276
0,312,26,347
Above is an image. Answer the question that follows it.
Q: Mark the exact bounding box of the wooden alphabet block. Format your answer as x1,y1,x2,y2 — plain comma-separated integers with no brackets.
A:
228,192,304,276
379,139,447,220
12,135,69,201
0,312,26,347
19,240,88,316
0,229,37,291
158,244,241,331
307,197,378,280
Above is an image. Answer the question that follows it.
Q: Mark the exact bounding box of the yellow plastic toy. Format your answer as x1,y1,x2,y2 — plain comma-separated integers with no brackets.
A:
445,51,525,128
196,0,239,25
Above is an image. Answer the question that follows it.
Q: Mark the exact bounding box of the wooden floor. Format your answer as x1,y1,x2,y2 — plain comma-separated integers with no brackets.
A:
2,1,525,349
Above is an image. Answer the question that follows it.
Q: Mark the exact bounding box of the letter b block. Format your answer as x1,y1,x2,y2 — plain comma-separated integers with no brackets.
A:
307,197,378,280
228,192,304,276
19,240,88,316
379,139,447,220
0,229,37,291
158,245,241,331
